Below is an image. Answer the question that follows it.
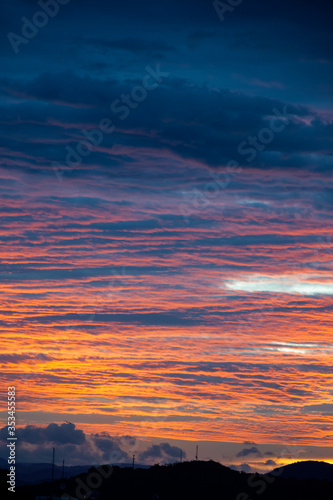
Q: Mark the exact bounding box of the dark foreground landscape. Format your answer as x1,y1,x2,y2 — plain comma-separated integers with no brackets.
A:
2,459,333,500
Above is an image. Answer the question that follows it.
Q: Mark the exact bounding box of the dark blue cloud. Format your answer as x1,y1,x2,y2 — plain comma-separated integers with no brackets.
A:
138,442,185,463
237,447,262,458
0,422,85,445
93,436,130,462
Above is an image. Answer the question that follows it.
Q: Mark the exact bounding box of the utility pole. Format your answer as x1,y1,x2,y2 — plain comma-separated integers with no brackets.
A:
132,454,135,469
195,445,198,461
51,447,55,482
60,458,66,491
180,449,183,463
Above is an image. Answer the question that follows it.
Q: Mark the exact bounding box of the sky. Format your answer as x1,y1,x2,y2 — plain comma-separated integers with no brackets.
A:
0,0,332,473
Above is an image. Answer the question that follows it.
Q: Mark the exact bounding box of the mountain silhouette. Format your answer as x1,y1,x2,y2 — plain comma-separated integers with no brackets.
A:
270,460,333,481
6,459,333,500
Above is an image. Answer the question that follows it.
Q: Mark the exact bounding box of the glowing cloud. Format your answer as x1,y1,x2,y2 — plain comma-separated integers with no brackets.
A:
224,275,333,296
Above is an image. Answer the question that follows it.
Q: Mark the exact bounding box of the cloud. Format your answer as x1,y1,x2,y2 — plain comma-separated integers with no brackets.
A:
265,459,277,466
118,435,137,450
224,275,333,296
2,68,329,173
0,424,136,465
93,435,130,462
0,353,54,363
301,403,333,415
0,422,85,445
237,447,262,458
0,423,184,466
138,443,185,463
230,463,253,473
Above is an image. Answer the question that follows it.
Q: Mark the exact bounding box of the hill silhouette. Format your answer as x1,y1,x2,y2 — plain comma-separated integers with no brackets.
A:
4,459,332,500
270,460,333,481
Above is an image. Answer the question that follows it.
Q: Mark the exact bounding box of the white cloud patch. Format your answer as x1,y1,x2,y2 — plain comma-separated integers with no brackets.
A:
223,275,333,296
237,199,271,206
